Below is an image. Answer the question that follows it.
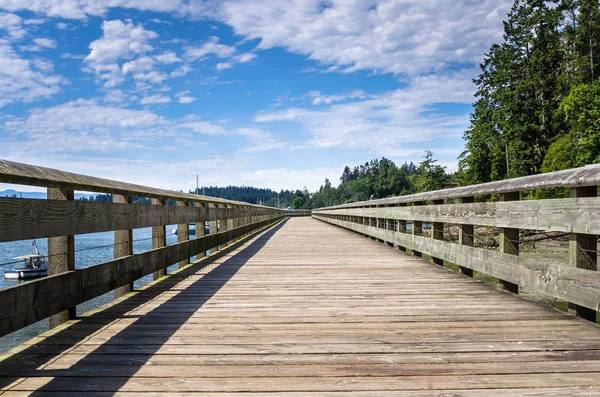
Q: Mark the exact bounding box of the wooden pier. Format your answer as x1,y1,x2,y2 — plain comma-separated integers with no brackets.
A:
1,160,600,395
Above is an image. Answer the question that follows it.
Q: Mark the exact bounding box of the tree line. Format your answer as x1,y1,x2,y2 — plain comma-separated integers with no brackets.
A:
292,151,451,209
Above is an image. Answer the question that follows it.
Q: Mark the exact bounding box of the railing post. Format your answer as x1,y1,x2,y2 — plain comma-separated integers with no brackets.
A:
216,203,227,250
499,192,519,294
376,204,384,243
569,186,598,322
386,205,395,247
370,206,376,240
232,205,240,239
152,198,167,280
412,201,423,257
194,202,204,259
208,203,218,254
114,194,133,298
223,204,231,246
458,197,474,277
398,203,407,252
177,200,190,268
47,187,76,328
431,199,444,266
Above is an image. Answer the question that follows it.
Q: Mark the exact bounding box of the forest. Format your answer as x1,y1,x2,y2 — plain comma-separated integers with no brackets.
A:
459,0,600,184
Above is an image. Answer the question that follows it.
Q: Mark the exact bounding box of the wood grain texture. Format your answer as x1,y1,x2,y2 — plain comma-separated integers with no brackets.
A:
315,196,600,234
1,218,599,395
314,215,600,312
0,159,280,210
0,198,266,242
0,216,284,337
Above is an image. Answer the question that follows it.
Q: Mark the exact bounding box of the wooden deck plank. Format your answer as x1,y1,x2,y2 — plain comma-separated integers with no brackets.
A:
1,217,600,395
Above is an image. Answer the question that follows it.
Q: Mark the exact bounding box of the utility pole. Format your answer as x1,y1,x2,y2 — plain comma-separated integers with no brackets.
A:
196,174,199,195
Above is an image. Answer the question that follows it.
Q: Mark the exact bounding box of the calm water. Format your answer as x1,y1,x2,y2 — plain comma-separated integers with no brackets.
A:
0,225,188,353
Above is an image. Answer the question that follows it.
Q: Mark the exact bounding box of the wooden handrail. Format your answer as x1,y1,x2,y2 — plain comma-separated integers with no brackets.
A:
0,159,272,208
313,166,600,323
0,160,287,336
315,164,600,209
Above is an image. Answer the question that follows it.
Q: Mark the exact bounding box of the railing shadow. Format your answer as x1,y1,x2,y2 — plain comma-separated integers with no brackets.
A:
0,219,288,395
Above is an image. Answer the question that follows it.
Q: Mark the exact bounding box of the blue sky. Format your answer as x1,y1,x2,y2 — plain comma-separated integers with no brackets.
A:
0,0,512,193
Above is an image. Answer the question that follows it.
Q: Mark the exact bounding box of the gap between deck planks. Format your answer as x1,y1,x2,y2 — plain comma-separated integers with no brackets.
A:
1,217,600,395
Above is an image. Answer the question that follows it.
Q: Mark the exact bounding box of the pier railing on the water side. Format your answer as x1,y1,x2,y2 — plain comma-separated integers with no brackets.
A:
0,160,285,337
313,165,600,322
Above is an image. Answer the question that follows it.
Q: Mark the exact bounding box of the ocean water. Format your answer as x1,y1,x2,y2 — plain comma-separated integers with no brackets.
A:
0,225,189,353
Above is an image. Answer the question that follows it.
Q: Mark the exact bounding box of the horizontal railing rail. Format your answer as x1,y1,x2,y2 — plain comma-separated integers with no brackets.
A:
0,160,286,336
313,164,600,323
286,210,312,217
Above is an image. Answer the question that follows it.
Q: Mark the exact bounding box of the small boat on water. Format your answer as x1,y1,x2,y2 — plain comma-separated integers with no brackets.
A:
171,223,197,236
4,241,48,280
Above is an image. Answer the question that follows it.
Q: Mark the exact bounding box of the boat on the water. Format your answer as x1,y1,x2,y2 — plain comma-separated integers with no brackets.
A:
171,223,197,236
4,241,48,280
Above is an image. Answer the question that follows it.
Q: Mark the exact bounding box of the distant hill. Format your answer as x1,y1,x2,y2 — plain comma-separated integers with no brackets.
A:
0,190,92,200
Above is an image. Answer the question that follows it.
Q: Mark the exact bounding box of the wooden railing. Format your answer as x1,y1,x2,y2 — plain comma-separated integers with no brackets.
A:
0,160,285,336
286,210,312,217
313,165,600,322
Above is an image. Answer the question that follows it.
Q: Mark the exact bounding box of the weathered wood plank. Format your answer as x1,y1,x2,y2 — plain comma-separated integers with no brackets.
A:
47,187,76,328
314,215,600,312
2,218,599,396
113,194,134,298
315,196,600,234
0,198,257,242
0,216,284,337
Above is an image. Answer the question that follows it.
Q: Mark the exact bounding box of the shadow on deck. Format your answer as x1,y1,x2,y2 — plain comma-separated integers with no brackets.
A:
0,219,288,395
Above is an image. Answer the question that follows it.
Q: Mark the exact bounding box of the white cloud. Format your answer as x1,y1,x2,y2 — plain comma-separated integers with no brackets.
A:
2,98,169,154
216,62,232,71
180,120,227,135
86,20,156,64
0,0,185,20
31,57,53,72
23,18,44,25
148,17,173,25
234,52,256,63
84,19,157,87
0,38,67,107
175,90,197,104
219,0,510,76
33,37,56,48
155,50,181,64
60,52,84,59
236,127,286,153
140,93,170,105
306,89,368,105
184,36,235,60
255,70,475,154
1,99,237,158
0,12,26,40
103,88,128,103
122,55,155,75
55,22,68,30
184,37,258,71
178,96,197,104
170,64,193,77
